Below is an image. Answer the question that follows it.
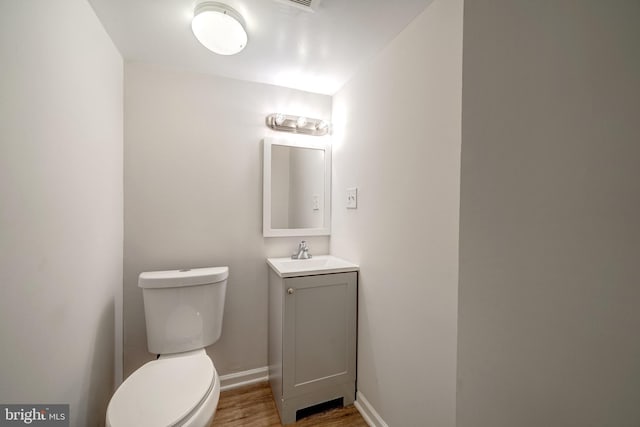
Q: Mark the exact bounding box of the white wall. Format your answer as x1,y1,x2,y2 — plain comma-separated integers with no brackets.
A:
458,1,640,426
124,63,331,378
330,0,463,425
0,1,123,426
288,147,325,229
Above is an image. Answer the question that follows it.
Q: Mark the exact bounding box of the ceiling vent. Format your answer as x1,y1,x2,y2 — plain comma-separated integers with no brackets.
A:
273,0,321,13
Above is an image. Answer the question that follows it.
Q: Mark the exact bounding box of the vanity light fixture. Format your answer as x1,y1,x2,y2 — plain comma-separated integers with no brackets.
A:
266,113,330,136
191,2,247,55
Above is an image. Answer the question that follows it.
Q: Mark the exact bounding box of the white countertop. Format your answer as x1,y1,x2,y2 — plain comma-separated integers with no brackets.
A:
267,255,359,278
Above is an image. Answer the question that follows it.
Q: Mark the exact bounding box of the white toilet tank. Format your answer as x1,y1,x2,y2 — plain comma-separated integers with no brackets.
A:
138,266,228,355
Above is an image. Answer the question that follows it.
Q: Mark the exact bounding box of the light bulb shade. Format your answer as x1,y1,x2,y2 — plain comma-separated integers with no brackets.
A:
192,2,247,56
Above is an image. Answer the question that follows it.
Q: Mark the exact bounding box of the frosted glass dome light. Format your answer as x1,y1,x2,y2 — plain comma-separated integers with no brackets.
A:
192,2,247,56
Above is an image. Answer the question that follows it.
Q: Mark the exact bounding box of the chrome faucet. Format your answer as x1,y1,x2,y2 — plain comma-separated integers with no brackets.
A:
292,240,312,259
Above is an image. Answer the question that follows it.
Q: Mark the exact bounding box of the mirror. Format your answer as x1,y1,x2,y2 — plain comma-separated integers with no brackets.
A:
263,138,331,237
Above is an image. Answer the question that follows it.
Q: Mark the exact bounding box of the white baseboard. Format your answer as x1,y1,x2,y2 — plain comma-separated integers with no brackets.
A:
354,391,389,427
219,366,269,392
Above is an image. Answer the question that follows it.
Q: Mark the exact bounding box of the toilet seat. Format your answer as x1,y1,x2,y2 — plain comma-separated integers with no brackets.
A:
106,349,216,427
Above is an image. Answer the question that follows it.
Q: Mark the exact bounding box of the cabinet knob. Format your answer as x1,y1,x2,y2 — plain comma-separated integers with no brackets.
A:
287,288,295,295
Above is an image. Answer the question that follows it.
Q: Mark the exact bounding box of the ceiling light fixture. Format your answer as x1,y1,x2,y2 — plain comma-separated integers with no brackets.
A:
192,2,247,56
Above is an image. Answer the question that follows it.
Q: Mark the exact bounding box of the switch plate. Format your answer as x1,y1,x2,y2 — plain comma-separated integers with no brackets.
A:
346,187,358,209
312,194,320,211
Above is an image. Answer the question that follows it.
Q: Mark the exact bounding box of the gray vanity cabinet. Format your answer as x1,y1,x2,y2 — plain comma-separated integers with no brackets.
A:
268,269,357,425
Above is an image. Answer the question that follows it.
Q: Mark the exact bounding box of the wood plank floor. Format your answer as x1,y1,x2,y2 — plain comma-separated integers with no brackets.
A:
211,382,368,427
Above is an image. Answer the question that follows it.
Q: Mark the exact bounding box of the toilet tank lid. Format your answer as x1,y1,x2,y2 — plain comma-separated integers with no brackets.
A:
138,266,228,289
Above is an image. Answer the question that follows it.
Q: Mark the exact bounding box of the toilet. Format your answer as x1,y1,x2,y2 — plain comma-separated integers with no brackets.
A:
106,266,228,427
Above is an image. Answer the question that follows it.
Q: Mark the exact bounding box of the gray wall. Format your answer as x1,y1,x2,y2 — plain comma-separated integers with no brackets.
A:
270,146,290,229
0,0,123,425
124,63,331,378
458,1,640,426
331,0,462,425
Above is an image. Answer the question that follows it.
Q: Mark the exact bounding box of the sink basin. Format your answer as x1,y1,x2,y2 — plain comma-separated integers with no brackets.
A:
267,255,359,278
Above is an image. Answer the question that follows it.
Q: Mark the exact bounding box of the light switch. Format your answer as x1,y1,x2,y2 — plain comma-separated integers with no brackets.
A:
312,194,320,211
346,187,358,209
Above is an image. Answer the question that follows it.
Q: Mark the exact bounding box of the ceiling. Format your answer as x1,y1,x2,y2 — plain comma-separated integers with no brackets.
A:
88,0,432,95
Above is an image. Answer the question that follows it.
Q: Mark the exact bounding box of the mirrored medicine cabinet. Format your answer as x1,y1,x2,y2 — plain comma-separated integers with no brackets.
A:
263,137,331,237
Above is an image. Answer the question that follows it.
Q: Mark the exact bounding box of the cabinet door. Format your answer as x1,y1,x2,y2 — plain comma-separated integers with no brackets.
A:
282,272,357,398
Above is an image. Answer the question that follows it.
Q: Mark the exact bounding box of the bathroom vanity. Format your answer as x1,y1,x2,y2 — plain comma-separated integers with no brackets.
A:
266,255,358,425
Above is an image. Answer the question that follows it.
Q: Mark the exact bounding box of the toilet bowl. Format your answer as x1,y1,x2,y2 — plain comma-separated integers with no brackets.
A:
106,267,228,427
106,349,220,427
